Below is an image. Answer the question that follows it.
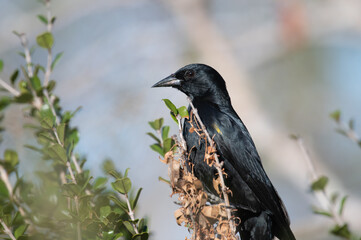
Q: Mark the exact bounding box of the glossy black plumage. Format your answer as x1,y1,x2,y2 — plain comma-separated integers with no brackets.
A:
153,64,296,240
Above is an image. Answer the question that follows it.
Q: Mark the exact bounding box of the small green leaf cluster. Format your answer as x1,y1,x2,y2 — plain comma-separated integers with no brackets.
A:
311,176,349,224
148,99,189,157
148,118,174,157
162,99,189,123
108,168,148,240
330,109,361,148
307,110,361,240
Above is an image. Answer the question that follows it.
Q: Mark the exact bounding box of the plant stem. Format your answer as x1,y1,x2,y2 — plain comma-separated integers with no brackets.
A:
0,219,16,240
124,193,139,234
295,137,344,225
186,96,236,236
0,78,20,96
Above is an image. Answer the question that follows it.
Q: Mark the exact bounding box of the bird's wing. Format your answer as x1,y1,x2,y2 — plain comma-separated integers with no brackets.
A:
210,110,290,226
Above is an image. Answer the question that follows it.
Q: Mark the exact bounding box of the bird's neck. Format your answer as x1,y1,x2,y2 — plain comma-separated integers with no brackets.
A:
192,89,232,109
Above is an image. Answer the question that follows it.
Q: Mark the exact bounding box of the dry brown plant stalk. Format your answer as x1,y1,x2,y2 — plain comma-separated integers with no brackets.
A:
158,108,238,240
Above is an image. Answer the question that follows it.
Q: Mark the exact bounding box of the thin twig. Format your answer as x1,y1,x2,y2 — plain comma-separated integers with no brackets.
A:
124,193,139,234
0,165,13,195
295,137,344,225
186,96,236,235
0,219,16,240
71,155,82,174
66,162,77,184
338,122,360,146
176,115,191,175
19,34,33,78
17,34,42,109
42,2,82,189
176,115,187,152
0,78,20,96
41,0,60,125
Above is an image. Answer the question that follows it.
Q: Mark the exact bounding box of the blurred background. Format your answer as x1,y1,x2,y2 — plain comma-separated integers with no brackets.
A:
1,0,361,239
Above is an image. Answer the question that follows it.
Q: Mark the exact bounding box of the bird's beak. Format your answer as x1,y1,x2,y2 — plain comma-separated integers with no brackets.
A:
152,74,181,88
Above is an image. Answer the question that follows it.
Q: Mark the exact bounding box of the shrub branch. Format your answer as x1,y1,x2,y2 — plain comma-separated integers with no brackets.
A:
295,136,344,225
186,97,236,236
0,219,16,240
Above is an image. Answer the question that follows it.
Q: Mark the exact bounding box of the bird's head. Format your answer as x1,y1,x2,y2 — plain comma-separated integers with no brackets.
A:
152,64,230,104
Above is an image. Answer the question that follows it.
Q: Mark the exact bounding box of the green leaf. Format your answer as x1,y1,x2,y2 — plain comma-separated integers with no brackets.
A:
40,116,54,129
330,224,351,238
158,176,170,185
331,192,339,204
48,144,67,163
161,126,170,141
14,224,28,239
163,138,174,153
124,168,130,178
4,149,19,168
330,110,341,123
24,144,42,153
14,92,33,103
108,195,127,211
162,99,178,115
20,66,29,81
0,60,3,72
132,232,149,240
51,16,56,24
312,207,332,218
37,14,48,24
56,123,66,145
147,132,160,144
51,52,63,70
62,183,81,197
102,159,116,174
150,144,164,156
111,178,132,194
12,31,21,37
18,81,27,93
17,52,26,58
107,170,122,180
131,188,143,209
100,206,111,219
339,195,348,215
170,112,178,124
0,97,12,111
123,221,136,235
177,106,189,118
148,118,163,131
93,177,107,189
36,32,54,49
0,180,9,198
30,75,42,91
34,64,45,75
47,80,56,92
38,131,55,143
138,218,146,232
311,176,328,191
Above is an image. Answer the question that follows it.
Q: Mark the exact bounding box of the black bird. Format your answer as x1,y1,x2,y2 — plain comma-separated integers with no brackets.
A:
152,64,295,240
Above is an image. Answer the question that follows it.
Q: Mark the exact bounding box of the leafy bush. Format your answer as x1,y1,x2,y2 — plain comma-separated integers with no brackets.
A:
0,1,148,239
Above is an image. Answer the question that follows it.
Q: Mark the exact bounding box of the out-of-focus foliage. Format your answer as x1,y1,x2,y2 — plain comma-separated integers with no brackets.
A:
0,1,148,239
292,110,361,240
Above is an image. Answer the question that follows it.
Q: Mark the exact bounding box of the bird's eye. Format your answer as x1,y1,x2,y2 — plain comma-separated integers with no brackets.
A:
184,70,194,80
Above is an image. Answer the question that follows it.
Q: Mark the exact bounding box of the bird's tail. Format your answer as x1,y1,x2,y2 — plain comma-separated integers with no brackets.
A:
278,224,296,240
